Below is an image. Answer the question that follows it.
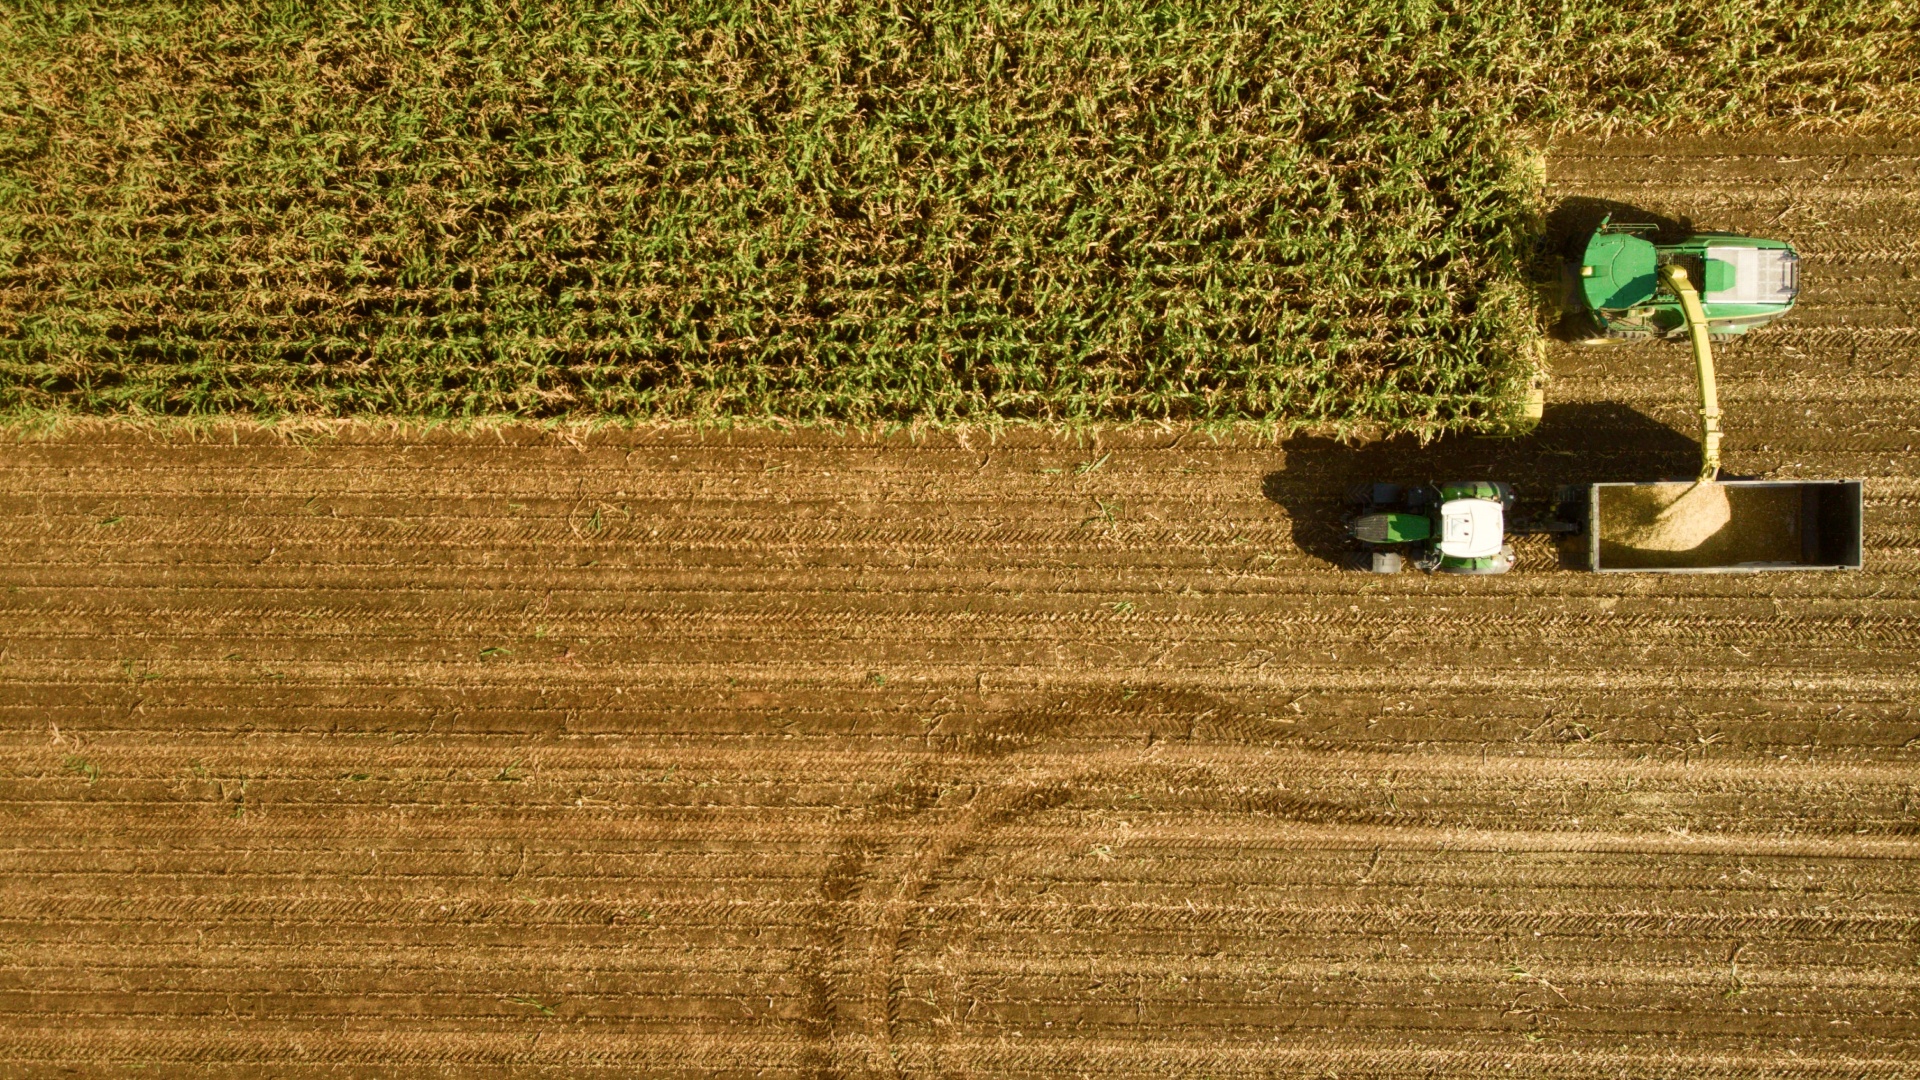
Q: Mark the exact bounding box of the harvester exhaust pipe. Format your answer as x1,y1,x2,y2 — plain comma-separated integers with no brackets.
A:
1658,263,1722,482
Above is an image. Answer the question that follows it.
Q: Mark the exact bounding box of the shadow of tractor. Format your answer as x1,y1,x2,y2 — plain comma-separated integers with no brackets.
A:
1263,402,1702,569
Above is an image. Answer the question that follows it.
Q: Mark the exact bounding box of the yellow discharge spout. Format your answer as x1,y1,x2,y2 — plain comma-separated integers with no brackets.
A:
1659,263,1722,482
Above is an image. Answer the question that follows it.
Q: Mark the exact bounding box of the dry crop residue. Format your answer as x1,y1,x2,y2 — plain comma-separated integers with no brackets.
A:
1,137,1918,1077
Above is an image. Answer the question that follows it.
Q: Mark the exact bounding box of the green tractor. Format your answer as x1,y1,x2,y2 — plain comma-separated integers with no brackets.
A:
1346,481,1519,575
1572,216,1799,342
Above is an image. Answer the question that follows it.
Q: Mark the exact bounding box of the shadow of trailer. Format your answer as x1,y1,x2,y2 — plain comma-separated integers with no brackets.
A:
1588,480,1863,573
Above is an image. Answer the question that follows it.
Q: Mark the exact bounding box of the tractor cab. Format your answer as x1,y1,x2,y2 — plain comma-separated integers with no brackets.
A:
1347,482,1516,574
1438,497,1505,560
1574,217,1799,341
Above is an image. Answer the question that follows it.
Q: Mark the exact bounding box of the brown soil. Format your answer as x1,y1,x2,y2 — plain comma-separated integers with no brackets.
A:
2,137,1918,1077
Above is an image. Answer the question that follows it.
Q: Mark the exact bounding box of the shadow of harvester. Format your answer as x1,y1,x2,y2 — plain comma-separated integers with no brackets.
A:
1263,403,1702,569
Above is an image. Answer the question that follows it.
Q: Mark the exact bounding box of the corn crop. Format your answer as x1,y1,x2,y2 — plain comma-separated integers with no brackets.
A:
1,0,1911,429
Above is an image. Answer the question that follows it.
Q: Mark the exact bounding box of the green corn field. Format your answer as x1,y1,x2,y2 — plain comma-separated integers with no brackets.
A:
1,1,1912,430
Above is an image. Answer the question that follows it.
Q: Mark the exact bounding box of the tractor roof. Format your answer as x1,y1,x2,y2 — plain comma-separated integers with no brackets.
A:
1438,498,1504,560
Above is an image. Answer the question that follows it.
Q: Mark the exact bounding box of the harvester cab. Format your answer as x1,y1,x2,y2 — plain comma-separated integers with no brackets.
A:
1574,215,1799,342
1347,482,1517,575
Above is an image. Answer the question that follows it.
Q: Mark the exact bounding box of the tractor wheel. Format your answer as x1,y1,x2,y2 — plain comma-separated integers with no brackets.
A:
1368,552,1404,575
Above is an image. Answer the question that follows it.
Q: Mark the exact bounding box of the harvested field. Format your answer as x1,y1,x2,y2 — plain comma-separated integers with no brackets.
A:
2,137,1919,1076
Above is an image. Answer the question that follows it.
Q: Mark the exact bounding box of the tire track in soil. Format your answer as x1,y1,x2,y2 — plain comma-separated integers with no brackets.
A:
800,690,1237,1078
804,729,1416,1078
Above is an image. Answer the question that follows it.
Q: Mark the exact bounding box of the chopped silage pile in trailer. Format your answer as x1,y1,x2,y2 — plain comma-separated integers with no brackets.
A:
1617,482,1732,551
1598,483,1803,569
